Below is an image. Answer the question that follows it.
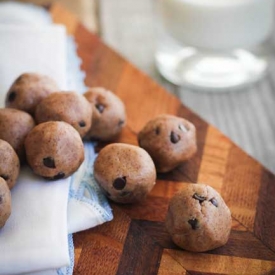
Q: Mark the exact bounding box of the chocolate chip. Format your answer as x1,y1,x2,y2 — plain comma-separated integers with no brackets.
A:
113,177,126,190
0,175,9,181
95,103,105,113
188,218,199,230
118,119,125,127
8,91,16,102
179,124,188,132
210,198,218,207
78,121,86,127
43,157,56,169
53,172,65,180
155,127,160,135
170,131,180,143
0,195,2,204
193,193,206,203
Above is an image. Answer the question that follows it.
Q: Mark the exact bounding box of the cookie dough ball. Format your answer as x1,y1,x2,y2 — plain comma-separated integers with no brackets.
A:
0,139,20,189
138,114,197,173
25,121,84,180
165,184,231,252
0,178,11,228
84,87,126,141
5,73,59,115
35,92,92,138
94,143,156,204
0,108,35,161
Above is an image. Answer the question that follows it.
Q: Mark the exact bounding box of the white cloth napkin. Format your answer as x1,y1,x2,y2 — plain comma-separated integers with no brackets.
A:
0,169,70,275
0,2,113,275
0,1,52,26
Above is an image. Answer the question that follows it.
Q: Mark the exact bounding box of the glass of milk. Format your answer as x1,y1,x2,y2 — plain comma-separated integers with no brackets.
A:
155,0,275,91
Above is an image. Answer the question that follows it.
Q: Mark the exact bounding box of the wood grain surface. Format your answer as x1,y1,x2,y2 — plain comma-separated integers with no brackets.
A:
51,4,275,275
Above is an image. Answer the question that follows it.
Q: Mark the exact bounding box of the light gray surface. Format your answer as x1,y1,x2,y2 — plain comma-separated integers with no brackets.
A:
98,0,275,173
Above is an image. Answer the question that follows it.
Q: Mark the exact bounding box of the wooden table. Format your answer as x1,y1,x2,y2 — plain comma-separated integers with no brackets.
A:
51,4,275,275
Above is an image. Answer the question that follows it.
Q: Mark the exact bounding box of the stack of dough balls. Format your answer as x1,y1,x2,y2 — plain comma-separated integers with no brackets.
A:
0,73,128,228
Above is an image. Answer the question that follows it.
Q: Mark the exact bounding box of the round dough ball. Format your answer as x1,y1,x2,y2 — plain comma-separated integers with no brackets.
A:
138,114,197,173
84,87,126,141
0,139,20,189
0,177,11,228
94,143,156,204
5,73,59,115
25,121,84,179
0,108,35,161
165,183,231,252
35,92,92,138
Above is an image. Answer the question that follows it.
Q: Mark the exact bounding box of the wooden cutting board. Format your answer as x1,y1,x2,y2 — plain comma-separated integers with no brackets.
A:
51,4,275,275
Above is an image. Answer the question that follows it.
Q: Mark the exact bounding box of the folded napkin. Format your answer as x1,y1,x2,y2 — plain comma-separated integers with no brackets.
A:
0,1,52,26
0,168,70,274
0,2,113,275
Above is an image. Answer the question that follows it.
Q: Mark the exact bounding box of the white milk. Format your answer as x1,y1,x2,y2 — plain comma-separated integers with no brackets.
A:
159,0,274,50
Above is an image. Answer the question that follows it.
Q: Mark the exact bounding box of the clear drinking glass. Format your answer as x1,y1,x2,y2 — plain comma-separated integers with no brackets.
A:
155,0,275,91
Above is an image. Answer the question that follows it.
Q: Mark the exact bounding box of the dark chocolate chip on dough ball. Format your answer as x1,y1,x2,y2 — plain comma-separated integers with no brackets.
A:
25,121,84,180
94,143,156,204
35,91,92,138
0,177,11,229
5,73,59,115
0,108,35,161
165,183,231,252
138,114,197,173
0,139,20,189
84,87,126,141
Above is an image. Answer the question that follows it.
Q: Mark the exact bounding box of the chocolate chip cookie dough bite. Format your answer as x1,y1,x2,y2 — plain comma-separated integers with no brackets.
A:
0,177,11,228
35,91,92,138
0,139,20,189
94,143,156,204
165,183,231,252
84,87,126,141
25,121,84,180
5,73,59,115
0,108,35,161
138,114,197,173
